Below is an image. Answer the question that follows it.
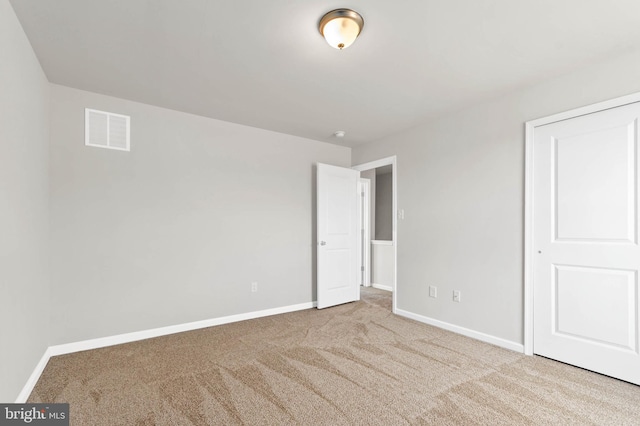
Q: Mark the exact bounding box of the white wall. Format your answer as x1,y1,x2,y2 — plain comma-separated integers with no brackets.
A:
353,49,640,346
371,242,394,289
49,85,350,345
0,0,50,402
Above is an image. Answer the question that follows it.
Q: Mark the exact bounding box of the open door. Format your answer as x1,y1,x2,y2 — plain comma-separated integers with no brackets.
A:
317,163,360,309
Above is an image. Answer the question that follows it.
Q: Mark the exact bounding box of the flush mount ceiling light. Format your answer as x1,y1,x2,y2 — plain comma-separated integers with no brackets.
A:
318,9,364,50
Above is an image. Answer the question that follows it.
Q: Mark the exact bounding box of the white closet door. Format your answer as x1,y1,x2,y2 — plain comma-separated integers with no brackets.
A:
533,102,640,385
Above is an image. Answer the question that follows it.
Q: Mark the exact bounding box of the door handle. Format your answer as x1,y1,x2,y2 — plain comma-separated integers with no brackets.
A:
319,241,327,246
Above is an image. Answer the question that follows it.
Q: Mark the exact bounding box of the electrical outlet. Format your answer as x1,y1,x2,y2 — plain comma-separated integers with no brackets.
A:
453,290,461,302
429,286,437,298
251,282,258,292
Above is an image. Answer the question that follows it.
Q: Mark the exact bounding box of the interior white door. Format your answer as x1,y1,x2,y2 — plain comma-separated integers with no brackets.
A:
533,102,640,385
317,163,360,309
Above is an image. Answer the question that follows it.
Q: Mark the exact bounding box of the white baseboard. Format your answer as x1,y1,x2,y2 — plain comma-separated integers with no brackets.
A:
48,301,316,357
16,301,317,402
395,309,524,353
371,283,393,292
15,347,53,403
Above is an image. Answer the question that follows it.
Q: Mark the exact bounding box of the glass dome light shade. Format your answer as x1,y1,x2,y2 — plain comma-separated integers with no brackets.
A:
319,9,364,50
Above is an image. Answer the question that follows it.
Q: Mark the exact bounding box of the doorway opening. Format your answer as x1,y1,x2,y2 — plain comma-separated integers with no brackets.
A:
353,156,397,313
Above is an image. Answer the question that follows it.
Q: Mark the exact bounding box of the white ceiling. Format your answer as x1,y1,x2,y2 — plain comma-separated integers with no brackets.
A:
10,0,640,147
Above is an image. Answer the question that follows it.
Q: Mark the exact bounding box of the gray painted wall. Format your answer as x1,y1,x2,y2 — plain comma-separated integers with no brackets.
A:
0,0,50,402
353,49,640,345
375,172,393,241
49,85,350,345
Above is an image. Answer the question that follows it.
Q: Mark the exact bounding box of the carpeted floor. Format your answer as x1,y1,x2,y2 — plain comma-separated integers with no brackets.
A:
29,287,640,425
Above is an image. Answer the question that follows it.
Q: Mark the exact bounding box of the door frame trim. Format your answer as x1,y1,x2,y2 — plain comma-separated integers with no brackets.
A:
353,156,398,313
359,178,371,287
524,92,640,356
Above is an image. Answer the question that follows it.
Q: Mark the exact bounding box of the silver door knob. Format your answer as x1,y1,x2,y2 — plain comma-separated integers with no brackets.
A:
320,241,326,246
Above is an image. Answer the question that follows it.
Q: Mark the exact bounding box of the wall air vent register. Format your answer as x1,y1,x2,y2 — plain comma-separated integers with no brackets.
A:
85,108,130,151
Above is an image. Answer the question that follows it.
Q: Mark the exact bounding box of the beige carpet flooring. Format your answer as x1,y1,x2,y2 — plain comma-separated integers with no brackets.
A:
29,287,640,425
